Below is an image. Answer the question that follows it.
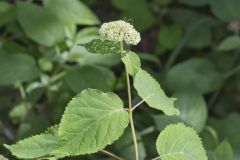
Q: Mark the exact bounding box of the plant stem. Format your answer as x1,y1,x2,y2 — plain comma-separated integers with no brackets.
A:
120,41,139,160
50,71,66,83
152,156,161,160
101,150,124,160
19,83,26,99
132,99,145,111
224,65,240,78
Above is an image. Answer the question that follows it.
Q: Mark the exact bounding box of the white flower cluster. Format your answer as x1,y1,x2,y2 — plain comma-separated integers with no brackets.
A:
99,20,141,45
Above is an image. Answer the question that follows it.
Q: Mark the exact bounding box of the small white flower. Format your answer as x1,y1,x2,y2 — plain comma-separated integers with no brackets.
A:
99,20,141,45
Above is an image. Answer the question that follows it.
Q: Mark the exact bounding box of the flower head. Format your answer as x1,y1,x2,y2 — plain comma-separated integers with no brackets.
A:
99,20,141,45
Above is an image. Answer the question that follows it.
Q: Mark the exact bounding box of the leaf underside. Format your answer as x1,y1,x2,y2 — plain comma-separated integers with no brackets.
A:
54,89,129,156
134,69,179,115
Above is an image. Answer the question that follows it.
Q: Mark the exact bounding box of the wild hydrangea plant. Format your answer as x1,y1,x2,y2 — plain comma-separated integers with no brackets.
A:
4,20,208,160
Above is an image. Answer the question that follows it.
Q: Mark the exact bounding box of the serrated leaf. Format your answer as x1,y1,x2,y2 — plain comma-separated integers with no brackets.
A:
80,39,121,55
215,140,233,160
217,36,240,51
121,51,141,76
4,126,58,159
44,0,99,25
134,69,179,115
156,123,207,160
54,89,129,156
17,1,65,46
0,53,39,85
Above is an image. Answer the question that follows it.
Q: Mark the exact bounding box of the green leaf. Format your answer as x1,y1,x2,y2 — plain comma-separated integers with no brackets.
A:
134,69,179,115
187,26,211,49
111,0,155,31
0,155,8,160
69,45,121,66
54,89,129,156
215,140,233,160
154,91,207,132
38,58,53,72
165,58,223,94
4,126,58,159
17,2,65,46
44,0,99,25
64,66,115,93
121,51,141,76
173,92,207,132
210,0,240,22
0,2,15,26
178,0,208,7
156,123,207,160
9,102,31,124
208,113,240,160
217,36,240,51
80,39,121,55
0,53,39,85
158,24,182,50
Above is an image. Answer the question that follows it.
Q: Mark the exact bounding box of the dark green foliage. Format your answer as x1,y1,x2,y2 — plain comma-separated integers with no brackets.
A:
0,0,240,160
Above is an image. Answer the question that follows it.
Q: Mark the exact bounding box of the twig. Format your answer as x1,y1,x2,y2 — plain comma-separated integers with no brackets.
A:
101,150,124,160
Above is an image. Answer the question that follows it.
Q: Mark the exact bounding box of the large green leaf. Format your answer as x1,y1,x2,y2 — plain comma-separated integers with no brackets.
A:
210,0,240,22
208,113,240,160
0,53,39,85
44,0,99,25
64,66,115,93
215,140,233,160
173,92,207,132
134,69,179,115
121,51,141,76
154,91,207,132
217,36,240,51
111,0,155,31
0,2,15,26
158,24,182,50
4,126,58,159
156,123,207,160
165,58,223,94
54,89,129,156
80,39,121,55
17,2,65,46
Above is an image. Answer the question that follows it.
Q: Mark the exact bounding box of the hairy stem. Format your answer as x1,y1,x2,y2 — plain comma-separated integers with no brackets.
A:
120,41,139,160
101,150,124,160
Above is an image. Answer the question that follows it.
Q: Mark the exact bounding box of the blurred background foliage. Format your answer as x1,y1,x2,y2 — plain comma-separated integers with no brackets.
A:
0,0,240,159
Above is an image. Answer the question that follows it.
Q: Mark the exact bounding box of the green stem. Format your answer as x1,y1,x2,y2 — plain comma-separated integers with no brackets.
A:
120,41,139,160
101,150,124,160
50,71,66,83
224,65,240,78
19,83,26,99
